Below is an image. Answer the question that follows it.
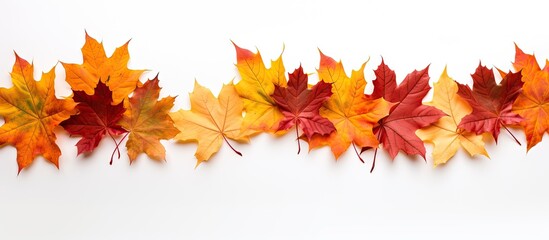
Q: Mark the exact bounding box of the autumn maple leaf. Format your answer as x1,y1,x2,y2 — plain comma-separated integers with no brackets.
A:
271,66,335,153
513,71,549,150
233,43,286,136
512,45,549,150
0,54,76,173
60,81,127,157
306,52,392,162
417,67,489,166
170,81,249,165
456,63,523,144
118,76,180,163
61,32,144,104
368,60,445,172
513,43,541,83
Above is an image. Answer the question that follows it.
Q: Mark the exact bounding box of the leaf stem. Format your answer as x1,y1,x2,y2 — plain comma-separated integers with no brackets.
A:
371,148,377,173
110,132,129,165
370,132,382,173
108,132,121,159
502,124,521,146
222,134,242,157
352,143,365,163
295,126,301,154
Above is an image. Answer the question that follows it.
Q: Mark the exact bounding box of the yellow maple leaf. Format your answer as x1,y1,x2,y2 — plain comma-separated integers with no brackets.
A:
170,81,249,165
307,52,392,160
233,43,286,136
0,54,76,173
417,67,489,166
61,32,144,104
119,76,180,163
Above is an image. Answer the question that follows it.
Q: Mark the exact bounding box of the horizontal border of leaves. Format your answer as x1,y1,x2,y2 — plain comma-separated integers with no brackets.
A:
0,33,542,174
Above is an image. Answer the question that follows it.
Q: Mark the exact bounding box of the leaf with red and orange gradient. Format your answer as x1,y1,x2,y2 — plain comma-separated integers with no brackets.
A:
513,44,541,83
61,32,144,104
119,76,180,163
456,64,523,144
233,43,286,136
306,52,392,162
512,45,549,150
0,54,76,172
512,71,549,150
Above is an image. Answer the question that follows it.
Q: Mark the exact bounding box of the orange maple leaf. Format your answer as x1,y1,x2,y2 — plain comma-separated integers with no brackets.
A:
61,32,145,104
0,54,76,173
306,52,392,161
118,76,180,163
513,43,542,83
512,45,549,150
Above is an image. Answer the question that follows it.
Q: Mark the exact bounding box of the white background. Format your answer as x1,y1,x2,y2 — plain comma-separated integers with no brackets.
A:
1,0,549,239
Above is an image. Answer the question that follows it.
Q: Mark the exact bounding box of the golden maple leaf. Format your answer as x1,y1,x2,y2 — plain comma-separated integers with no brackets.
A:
61,32,144,104
119,76,180,163
306,52,392,160
233,43,286,136
170,81,250,165
0,54,76,173
417,67,489,166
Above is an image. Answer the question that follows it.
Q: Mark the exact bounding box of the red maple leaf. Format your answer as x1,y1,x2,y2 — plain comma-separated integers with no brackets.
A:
456,63,523,144
61,81,127,156
271,66,335,153
368,60,445,172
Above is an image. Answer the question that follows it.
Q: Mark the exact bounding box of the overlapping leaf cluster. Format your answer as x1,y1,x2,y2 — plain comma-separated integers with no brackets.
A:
0,33,546,173
1,33,180,172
